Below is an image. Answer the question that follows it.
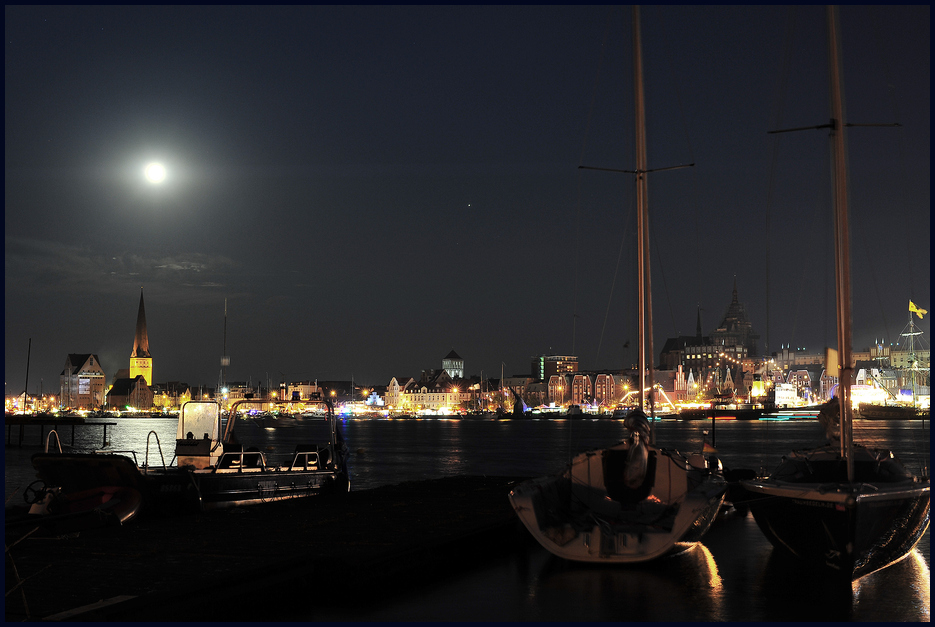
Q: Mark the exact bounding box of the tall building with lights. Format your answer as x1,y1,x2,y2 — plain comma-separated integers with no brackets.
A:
129,289,153,386
442,350,464,379
531,354,578,381
711,278,759,357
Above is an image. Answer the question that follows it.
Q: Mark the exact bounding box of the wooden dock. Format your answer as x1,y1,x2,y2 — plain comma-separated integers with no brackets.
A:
4,417,117,449
4,475,526,621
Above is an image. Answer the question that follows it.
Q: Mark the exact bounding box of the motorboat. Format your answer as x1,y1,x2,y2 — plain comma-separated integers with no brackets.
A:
28,395,349,524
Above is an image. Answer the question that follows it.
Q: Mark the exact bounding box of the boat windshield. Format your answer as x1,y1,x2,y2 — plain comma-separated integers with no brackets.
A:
177,401,220,441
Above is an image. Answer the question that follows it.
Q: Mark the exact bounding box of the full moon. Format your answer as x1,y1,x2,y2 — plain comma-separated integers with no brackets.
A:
144,162,166,184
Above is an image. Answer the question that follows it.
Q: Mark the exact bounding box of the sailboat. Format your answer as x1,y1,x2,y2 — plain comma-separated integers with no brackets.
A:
741,6,930,580
508,7,727,563
857,303,930,420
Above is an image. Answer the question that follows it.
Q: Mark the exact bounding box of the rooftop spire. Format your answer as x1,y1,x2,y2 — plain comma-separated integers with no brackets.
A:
131,288,151,358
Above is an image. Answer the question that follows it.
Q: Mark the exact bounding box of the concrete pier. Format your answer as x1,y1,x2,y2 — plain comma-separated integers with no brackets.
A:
4,475,525,621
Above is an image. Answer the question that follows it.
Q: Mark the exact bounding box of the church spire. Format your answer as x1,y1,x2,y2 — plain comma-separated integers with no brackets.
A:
131,288,151,359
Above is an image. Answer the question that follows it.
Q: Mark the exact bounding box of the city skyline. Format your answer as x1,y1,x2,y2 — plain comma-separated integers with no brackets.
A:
5,6,929,393
8,283,923,396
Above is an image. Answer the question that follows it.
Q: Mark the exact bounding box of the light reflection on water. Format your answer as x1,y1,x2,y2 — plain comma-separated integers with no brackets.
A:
4,416,929,621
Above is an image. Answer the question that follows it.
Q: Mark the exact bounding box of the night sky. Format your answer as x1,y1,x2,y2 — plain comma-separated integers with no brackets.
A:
5,6,930,393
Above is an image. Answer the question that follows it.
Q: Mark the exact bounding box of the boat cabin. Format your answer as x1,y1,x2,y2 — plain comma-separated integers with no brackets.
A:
175,401,224,469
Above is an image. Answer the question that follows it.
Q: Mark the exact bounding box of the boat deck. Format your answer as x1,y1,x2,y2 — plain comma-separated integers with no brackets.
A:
5,475,525,621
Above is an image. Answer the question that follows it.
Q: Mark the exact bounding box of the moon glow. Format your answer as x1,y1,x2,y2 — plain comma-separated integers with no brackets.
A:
144,162,166,184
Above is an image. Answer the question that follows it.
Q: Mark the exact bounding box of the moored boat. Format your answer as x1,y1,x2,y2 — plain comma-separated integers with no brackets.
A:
679,406,765,421
28,395,349,525
510,411,727,563
510,6,726,564
856,403,928,421
741,6,930,581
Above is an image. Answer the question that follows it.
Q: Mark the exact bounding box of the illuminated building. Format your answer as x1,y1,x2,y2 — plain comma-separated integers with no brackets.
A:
570,373,594,405
151,381,192,410
400,370,468,413
385,377,416,410
59,353,106,410
106,375,154,410
659,284,760,397
532,354,578,380
442,350,464,379
710,279,760,357
594,373,631,406
129,289,153,386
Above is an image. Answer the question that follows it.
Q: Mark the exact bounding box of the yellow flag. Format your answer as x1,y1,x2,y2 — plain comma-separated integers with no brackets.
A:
909,300,927,319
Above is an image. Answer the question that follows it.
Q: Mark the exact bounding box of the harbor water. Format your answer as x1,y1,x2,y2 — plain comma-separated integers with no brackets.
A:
4,416,930,621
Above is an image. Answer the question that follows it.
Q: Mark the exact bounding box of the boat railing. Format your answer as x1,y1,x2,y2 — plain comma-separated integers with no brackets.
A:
43,429,63,454
143,430,168,473
216,450,267,472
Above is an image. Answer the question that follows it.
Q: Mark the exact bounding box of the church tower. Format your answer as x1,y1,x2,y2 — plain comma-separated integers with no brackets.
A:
129,289,153,385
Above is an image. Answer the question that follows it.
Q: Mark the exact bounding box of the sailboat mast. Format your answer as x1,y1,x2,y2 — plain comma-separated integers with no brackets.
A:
633,6,654,432
827,5,854,481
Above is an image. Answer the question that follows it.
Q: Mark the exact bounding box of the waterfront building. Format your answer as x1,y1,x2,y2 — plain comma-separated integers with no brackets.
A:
532,354,578,380
593,373,630,407
502,376,534,397
442,350,464,379
522,380,548,407
286,381,322,401
890,347,931,372
711,280,760,357
502,375,539,407
570,373,594,405
106,375,153,410
659,286,760,398
548,375,570,405
59,353,106,410
151,381,192,410
399,369,471,413
385,377,415,410
129,289,153,386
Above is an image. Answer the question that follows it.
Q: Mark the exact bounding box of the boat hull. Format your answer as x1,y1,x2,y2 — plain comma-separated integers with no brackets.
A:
156,467,350,511
32,451,350,517
26,453,151,528
509,443,727,563
857,403,929,421
743,446,930,580
679,407,764,421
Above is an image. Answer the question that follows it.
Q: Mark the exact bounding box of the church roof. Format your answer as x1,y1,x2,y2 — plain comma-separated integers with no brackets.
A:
444,349,462,360
131,290,151,358
107,375,149,396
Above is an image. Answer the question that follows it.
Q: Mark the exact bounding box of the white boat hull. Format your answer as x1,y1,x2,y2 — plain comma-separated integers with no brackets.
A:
509,442,726,563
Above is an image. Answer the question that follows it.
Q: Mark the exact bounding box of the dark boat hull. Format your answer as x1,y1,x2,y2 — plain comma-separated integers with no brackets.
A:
32,452,350,517
151,467,350,511
679,407,764,420
743,446,931,580
857,403,929,420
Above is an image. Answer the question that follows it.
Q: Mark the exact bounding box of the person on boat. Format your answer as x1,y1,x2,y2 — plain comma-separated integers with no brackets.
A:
817,396,841,444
